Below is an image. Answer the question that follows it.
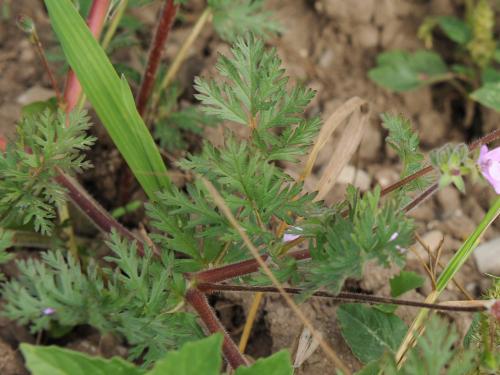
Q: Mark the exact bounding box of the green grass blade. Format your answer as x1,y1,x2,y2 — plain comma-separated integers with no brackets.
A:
44,0,171,200
436,197,500,291
395,196,500,364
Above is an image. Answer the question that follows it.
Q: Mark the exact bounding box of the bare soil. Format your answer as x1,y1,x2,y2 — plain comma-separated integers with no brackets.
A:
0,0,499,374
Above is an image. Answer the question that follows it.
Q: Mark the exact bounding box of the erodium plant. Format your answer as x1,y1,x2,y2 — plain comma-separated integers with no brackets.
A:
1,0,500,374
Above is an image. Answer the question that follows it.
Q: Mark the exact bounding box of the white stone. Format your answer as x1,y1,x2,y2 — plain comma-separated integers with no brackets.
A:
336,165,371,191
473,237,500,276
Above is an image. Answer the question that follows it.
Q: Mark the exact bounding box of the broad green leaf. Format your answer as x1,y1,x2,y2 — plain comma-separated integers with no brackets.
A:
21,344,144,375
235,351,292,375
337,304,407,364
369,50,449,92
437,16,472,45
146,334,223,375
481,67,500,84
44,0,171,200
471,81,500,112
355,360,380,375
389,270,424,297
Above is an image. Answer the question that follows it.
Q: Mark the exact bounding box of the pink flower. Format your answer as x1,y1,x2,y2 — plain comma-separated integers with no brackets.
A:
283,227,303,243
478,145,500,194
42,307,56,316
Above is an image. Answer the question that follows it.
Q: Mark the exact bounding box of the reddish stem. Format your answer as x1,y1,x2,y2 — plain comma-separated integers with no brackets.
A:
185,288,248,369
193,249,310,283
64,0,111,113
197,283,487,313
54,170,149,255
136,0,177,116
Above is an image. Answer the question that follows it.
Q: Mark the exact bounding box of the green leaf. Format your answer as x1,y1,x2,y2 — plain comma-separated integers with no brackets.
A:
437,16,472,45
21,343,144,375
208,0,281,42
471,82,500,111
369,50,449,92
381,113,429,196
481,67,500,84
147,334,223,375
337,304,407,364
235,351,292,375
355,360,380,375
21,98,58,117
390,271,424,297
44,0,171,200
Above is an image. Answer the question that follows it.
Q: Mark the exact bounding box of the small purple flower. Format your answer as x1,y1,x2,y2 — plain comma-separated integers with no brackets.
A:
283,227,303,243
389,232,399,242
478,145,500,194
42,307,56,316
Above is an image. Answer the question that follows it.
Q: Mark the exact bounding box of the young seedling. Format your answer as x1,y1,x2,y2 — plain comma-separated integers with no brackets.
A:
370,0,500,129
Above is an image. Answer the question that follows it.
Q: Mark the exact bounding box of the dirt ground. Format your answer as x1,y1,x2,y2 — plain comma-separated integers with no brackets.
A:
0,0,499,374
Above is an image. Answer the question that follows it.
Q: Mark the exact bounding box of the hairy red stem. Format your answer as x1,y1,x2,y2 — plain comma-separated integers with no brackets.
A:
136,0,177,116
54,170,149,255
193,249,310,283
197,283,486,313
185,288,248,369
64,0,111,113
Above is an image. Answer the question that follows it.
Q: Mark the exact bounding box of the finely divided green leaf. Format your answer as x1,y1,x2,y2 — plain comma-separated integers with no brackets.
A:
389,271,424,297
337,304,407,364
369,50,449,91
21,344,144,375
44,0,171,200
235,351,292,375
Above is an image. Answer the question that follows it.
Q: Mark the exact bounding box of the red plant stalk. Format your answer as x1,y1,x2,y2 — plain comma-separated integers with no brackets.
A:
185,288,249,369
54,171,148,254
64,0,111,113
136,0,177,116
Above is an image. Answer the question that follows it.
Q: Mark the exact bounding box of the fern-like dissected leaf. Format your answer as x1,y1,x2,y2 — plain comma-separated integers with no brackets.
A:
208,0,281,42
2,232,202,365
376,316,477,375
381,113,431,198
194,35,319,162
0,109,95,234
304,186,413,295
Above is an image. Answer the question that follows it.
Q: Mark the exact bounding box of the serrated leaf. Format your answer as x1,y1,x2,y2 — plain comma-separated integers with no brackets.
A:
337,304,407,364
147,334,222,375
235,351,292,375
44,0,171,200
369,50,449,92
471,82,500,111
21,343,144,375
390,271,424,297
437,16,472,45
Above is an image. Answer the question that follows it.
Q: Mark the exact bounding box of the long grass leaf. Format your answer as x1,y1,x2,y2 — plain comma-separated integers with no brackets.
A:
44,0,171,200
